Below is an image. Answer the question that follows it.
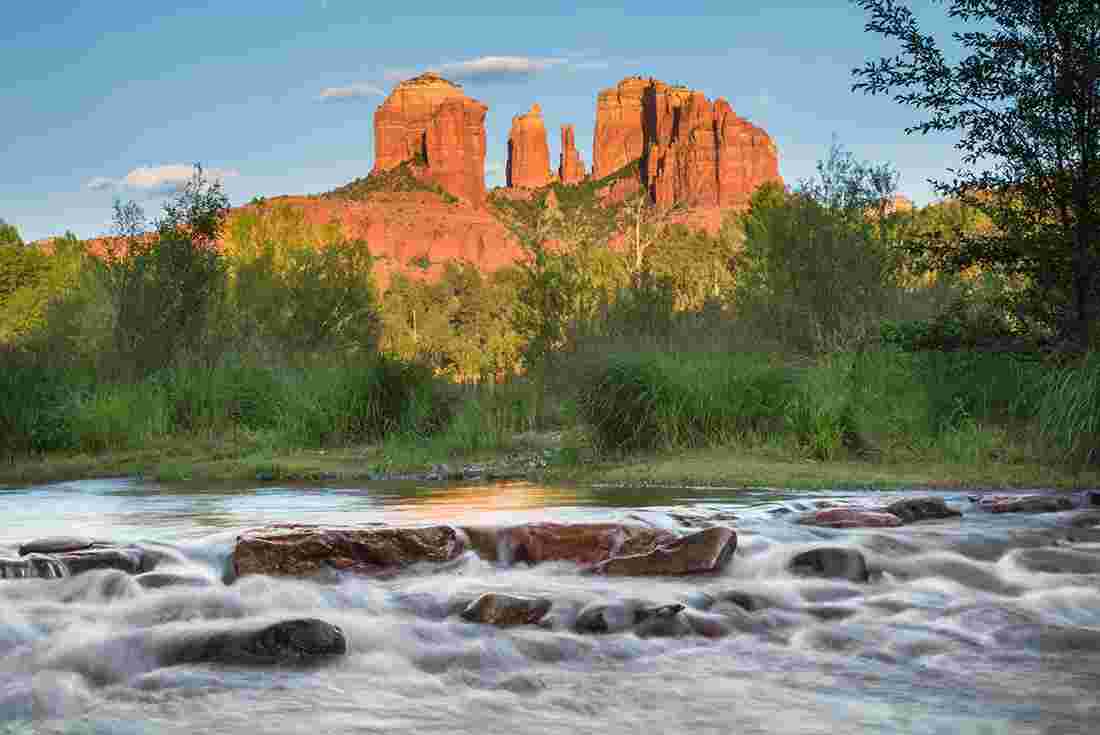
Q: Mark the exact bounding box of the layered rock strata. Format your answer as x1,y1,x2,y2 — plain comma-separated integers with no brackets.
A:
506,104,552,189
591,76,781,208
372,73,488,206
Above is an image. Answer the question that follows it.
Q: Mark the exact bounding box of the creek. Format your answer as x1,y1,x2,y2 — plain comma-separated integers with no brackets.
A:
1,478,1099,734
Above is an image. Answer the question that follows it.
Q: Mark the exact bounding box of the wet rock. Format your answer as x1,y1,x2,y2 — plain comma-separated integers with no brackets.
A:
1069,511,1100,529
788,547,869,583
232,525,466,578
133,572,213,590
978,494,1074,514
795,508,903,529
683,610,735,638
18,537,95,555
1010,548,1100,575
700,589,773,612
166,618,347,666
634,605,691,638
58,569,142,602
574,600,686,635
0,553,68,580
993,623,1100,653
460,593,552,627
463,522,677,566
592,527,737,576
56,547,146,576
883,497,962,524
1067,528,1100,544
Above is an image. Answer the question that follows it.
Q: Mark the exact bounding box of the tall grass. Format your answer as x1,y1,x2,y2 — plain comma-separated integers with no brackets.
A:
1039,352,1100,466
576,348,1049,462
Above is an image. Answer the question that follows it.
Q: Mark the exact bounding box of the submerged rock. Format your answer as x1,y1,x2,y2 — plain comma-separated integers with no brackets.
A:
788,547,870,583
795,509,903,529
591,527,737,576
574,600,685,634
977,495,1074,514
883,497,962,524
134,572,214,590
460,593,552,627
0,553,68,580
18,537,95,555
232,525,466,578
165,619,348,666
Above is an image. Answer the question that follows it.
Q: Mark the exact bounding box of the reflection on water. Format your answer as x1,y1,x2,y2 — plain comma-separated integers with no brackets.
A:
0,478,1098,734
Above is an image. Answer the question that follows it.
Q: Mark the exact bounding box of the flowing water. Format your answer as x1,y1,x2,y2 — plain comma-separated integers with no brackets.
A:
2,478,1099,734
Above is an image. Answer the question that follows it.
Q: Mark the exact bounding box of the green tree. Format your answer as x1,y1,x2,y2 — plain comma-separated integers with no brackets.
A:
0,218,22,248
102,167,230,377
852,0,1100,348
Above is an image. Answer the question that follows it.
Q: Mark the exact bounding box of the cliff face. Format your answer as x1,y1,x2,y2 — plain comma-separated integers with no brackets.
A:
592,77,781,209
372,73,488,206
558,124,586,185
506,104,552,189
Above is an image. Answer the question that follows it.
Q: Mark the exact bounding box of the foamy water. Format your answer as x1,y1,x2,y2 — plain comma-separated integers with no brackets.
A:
1,479,1098,734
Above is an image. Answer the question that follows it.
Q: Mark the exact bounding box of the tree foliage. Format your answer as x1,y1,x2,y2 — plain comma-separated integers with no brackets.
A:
853,0,1100,347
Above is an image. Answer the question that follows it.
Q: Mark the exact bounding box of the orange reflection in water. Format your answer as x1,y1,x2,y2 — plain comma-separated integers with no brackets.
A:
391,481,581,523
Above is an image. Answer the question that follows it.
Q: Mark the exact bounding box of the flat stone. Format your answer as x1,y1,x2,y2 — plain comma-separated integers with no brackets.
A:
164,618,348,666
796,509,903,528
18,537,95,555
460,593,552,627
882,497,962,524
232,525,466,578
462,523,677,566
978,495,1074,514
789,547,869,583
56,547,145,576
134,572,213,590
592,527,737,576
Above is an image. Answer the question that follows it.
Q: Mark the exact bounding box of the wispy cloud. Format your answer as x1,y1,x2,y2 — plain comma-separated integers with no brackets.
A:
86,164,239,198
380,53,607,86
318,82,385,102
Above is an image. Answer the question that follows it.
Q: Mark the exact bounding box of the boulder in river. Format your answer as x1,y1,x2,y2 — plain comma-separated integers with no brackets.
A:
882,497,962,524
463,522,677,566
788,547,870,583
976,494,1074,514
165,618,348,666
134,571,214,590
18,537,96,555
460,593,552,627
54,546,147,576
232,525,466,578
795,508,903,529
591,527,737,576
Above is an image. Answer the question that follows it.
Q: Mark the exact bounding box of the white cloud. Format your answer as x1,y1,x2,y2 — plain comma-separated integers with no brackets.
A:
86,164,239,197
434,55,567,81
318,82,385,101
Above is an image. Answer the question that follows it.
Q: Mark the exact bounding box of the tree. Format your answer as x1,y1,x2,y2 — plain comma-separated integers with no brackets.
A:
102,166,230,377
0,219,22,248
616,191,683,283
852,0,1100,348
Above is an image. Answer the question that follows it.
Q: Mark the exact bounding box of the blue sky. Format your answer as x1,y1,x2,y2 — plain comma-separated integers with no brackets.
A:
1,1,964,242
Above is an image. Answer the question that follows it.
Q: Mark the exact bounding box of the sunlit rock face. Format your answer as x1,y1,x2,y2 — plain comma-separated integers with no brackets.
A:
558,124,586,185
372,73,489,206
506,104,552,189
592,76,781,208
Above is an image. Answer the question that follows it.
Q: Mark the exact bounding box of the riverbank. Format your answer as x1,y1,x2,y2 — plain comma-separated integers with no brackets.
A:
3,431,1097,491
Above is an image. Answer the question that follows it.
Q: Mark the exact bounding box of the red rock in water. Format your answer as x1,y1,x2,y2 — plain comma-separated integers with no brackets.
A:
796,508,904,529
592,527,738,576
372,73,488,206
558,124,586,185
461,523,677,566
592,76,781,209
506,104,552,189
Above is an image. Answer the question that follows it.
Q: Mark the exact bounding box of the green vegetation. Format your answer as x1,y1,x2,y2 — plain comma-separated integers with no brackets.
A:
5,0,1100,492
327,160,459,204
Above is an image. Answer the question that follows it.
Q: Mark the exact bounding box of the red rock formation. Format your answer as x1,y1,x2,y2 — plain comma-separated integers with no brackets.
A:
558,124,586,184
592,76,650,179
592,77,781,209
236,193,522,289
506,104,552,189
372,73,488,206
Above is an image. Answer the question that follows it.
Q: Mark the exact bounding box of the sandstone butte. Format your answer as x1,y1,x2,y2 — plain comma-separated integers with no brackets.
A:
506,104,552,189
558,124,586,185
372,72,488,207
82,75,785,283
592,76,782,209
